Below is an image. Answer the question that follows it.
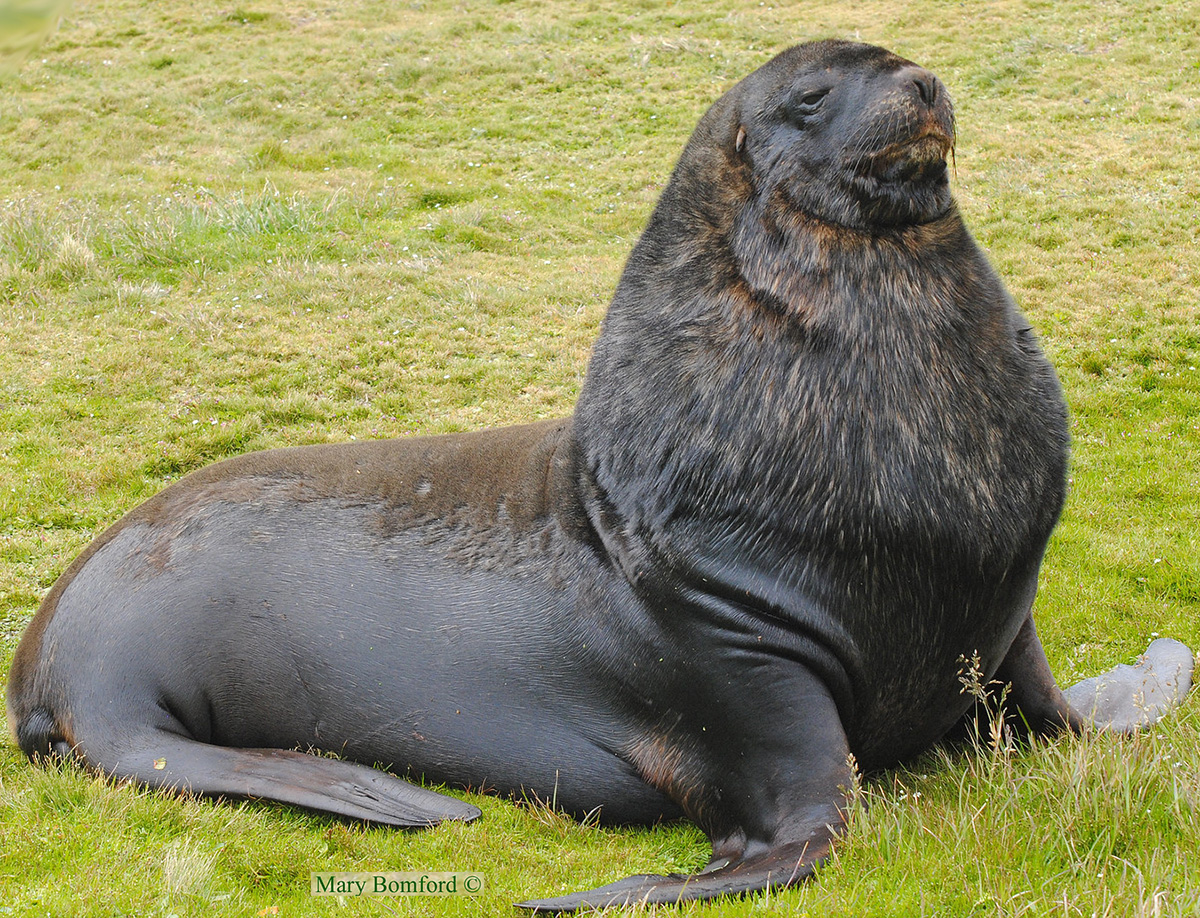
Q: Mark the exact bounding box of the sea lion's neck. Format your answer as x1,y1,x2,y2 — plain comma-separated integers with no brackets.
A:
572,196,1065,591
731,195,976,327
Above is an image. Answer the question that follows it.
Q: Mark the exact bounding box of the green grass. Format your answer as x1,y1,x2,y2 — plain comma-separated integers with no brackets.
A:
2,0,1199,915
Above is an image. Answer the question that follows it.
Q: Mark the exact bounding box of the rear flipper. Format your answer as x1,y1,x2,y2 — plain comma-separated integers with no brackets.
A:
996,616,1194,735
516,831,836,912
55,726,480,827
1061,638,1194,732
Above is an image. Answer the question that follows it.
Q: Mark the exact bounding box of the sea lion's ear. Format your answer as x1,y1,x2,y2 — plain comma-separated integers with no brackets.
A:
735,125,747,154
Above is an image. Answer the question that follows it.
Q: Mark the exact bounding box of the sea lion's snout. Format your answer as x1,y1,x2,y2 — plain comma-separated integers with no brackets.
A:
855,62,955,189
891,63,955,153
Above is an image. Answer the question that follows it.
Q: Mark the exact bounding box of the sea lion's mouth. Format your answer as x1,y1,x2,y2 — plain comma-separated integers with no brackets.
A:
861,127,954,184
904,129,954,163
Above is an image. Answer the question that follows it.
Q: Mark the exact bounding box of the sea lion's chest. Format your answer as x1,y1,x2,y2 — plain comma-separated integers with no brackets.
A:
715,281,1064,563
721,215,1065,545
574,220,1068,759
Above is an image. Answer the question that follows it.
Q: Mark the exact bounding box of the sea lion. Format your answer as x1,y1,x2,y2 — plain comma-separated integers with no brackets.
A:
6,39,1194,911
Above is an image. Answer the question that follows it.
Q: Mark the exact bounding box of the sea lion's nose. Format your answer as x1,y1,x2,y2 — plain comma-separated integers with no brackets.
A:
914,73,937,106
898,65,939,108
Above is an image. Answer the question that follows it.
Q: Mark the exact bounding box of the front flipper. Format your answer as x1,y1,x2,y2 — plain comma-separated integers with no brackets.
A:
995,616,1194,735
517,660,851,912
516,831,837,912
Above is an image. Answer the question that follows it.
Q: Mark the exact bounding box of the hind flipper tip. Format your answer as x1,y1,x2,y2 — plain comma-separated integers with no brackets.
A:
228,748,482,827
94,741,480,828
1063,638,1195,733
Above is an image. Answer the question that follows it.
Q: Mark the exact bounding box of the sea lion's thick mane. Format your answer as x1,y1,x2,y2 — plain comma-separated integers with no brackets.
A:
575,42,1055,585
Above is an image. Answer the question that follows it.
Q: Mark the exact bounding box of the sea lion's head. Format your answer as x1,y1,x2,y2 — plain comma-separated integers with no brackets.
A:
696,40,957,231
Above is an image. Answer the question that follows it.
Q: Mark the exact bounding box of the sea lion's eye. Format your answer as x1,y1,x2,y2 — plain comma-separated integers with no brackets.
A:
785,88,830,124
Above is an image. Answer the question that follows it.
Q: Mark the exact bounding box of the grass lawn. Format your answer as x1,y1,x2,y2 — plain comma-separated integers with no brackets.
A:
2,0,1198,915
